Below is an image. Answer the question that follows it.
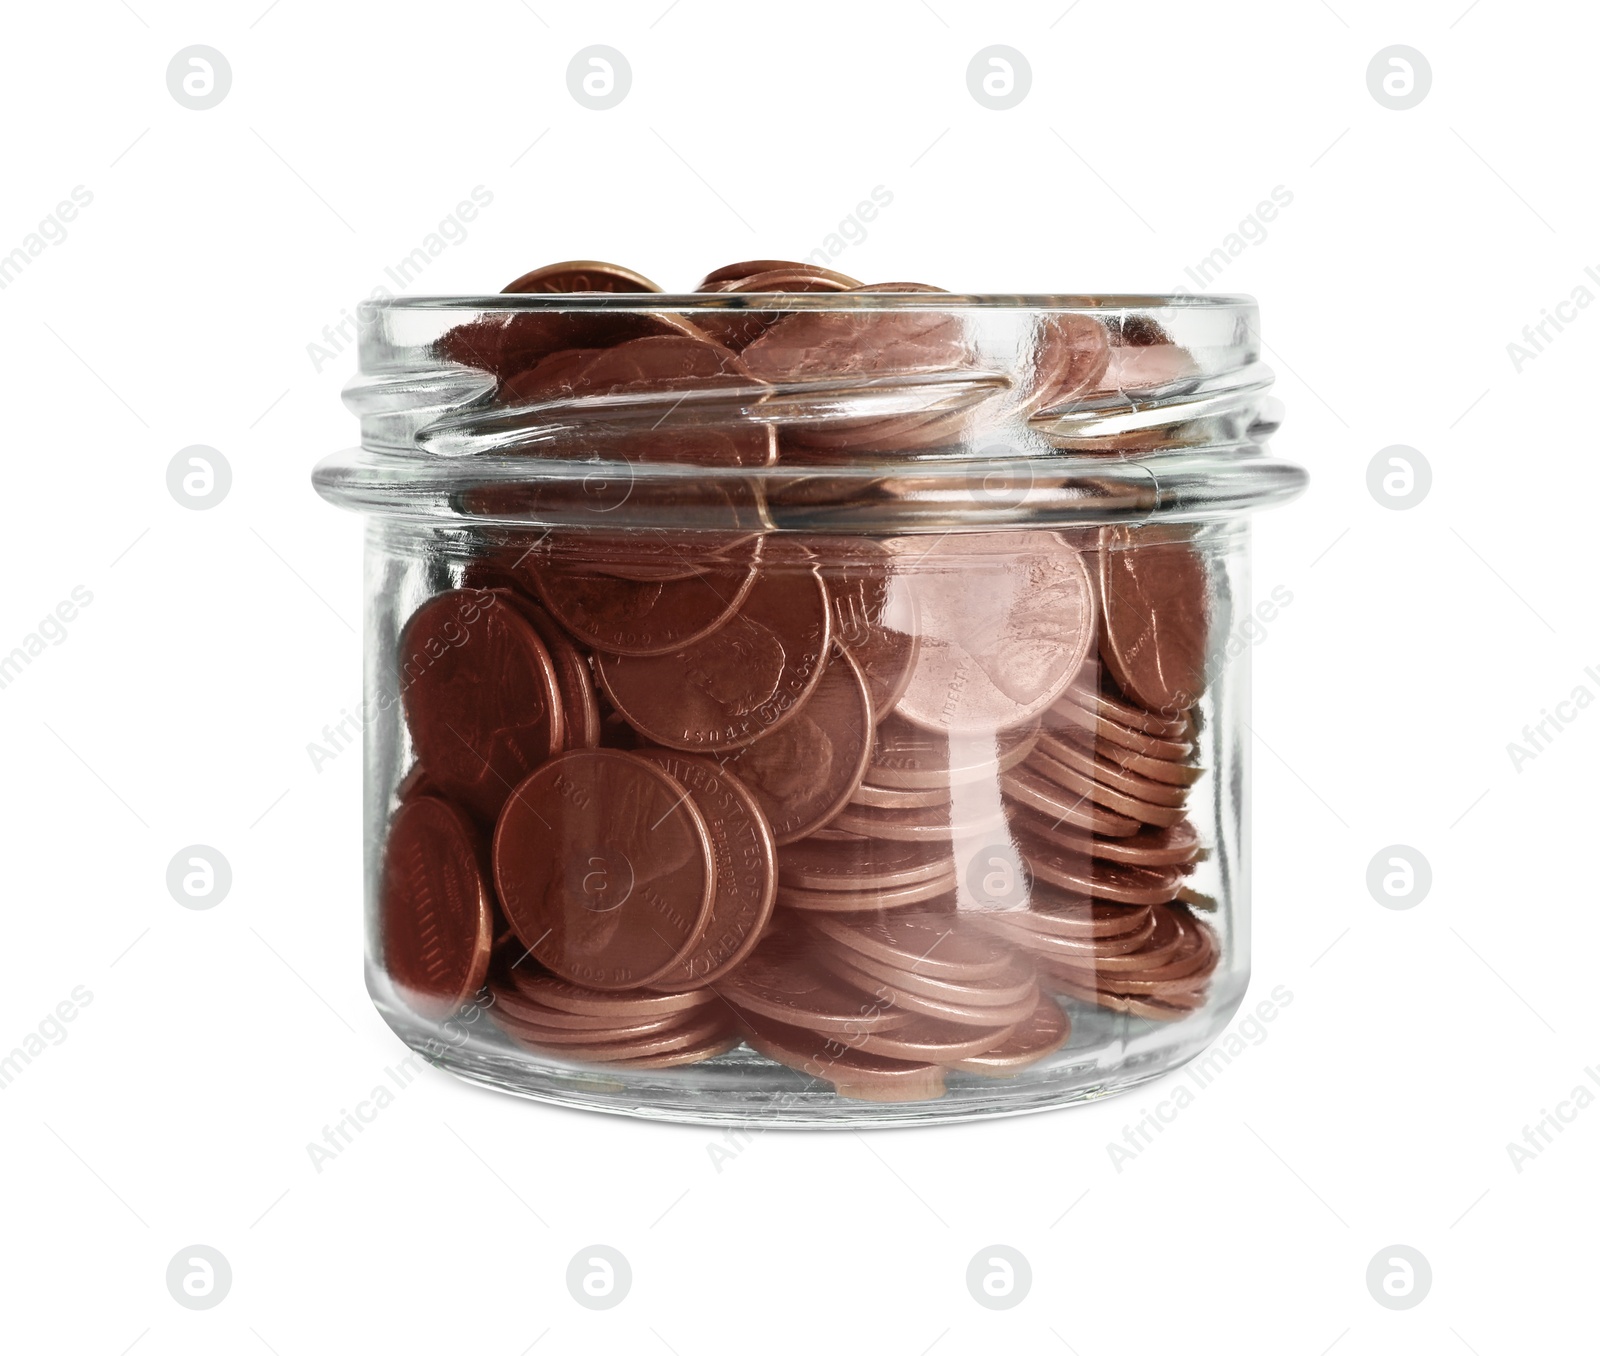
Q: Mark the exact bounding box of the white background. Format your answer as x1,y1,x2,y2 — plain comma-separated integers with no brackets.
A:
1,1,1594,1352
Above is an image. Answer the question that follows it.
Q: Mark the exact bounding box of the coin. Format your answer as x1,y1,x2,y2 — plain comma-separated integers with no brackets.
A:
610,1028,745,1069
636,750,778,989
1061,670,1193,739
488,983,691,1032
777,836,955,892
776,872,957,913
1017,830,1189,906
819,542,921,722
1026,747,1188,829
1008,805,1201,867
892,532,1093,734
381,796,495,1018
818,949,1042,1028
821,945,1037,1009
715,646,873,842
493,749,717,990
867,717,1039,789
1032,731,1191,809
501,259,663,293
1054,721,1203,787
501,1009,736,1063
531,560,759,657
715,921,910,1036
1001,763,1141,837
596,568,831,752
974,898,1155,942
850,1015,1018,1063
494,589,601,750
1028,312,1113,414
848,781,951,810
804,911,1012,982
498,347,605,403
398,589,564,823
948,994,1070,1075
696,259,863,291
1047,694,1195,761
439,309,708,385
492,1001,687,1044
831,799,1008,842
978,908,1159,961
1098,526,1210,715
694,268,859,350
502,968,718,1019
737,1014,948,1102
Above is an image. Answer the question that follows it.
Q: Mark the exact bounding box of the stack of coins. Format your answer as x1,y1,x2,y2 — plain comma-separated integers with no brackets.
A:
377,260,1222,1103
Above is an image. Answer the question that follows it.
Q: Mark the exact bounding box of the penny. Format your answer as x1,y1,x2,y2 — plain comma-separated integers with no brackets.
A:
696,259,863,291
738,1014,948,1102
501,259,663,294
488,982,693,1032
636,749,778,989
867,717,1039,789
973,896,1154,941
805,911,1012,982
398,589,564,823
776,871,958,913
695,268,859,350
716,646,873,842
831,799,1008,843
1002,762,1142,837
1026,748,1188,829
1009,805,1202,868
439,308,709,386
1050,906,1188,975
596,568,831,752
818,542,921,722
610,1028,745,1069
494,589,601,750
716,923,910,1036
1054,721,1202,787
948,994,1071,1075
502,968,717,1019
1015,828,1188,904
502,1009,737,1063
852,1016,1017,1064
977,910,1158,961
381,796,495,1018
819,949,1042,1029
498,347,604,403
493,749,717,990
1033,730,1191,809
1061,671,1193,739
531,560,758,657
1047,695,1195,761
821,943,1036,1007
1027,312,1113,415
1044,976,1199,1021
849,781,951,810
492,1001,687,1044
1098,526,1210,715
892,532,1094,734
777,836,954,892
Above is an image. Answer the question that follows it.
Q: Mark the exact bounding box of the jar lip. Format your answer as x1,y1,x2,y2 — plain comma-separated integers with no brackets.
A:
377,292,1258,313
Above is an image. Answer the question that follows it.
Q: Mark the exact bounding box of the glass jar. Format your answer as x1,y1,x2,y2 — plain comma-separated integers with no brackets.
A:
313,290,1306,1126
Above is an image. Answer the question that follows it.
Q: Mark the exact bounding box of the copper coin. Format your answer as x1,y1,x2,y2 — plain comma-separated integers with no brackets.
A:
1034,730,1190,809
380,797,495,1018
1002,763,1141,837
502,968,717,1019
610,1028,744,1069
867,717,1039,789
488,983,692,1032
973,896,1154,941
738,1014,947,1102
398,589,564,823
715,646,873,843
1054,721,1203,787
978,910,1158,961
1047,695,1195,761
1027,313,1113,415
1016,829,1187,906
501,259,663,294
494,590,602,750
776,871,958,913
636,749,778,989
817,542,921,722
949,995,1071,1075
696,259,863,291
695,269,859,350
831,799,1008,843
596,568,831,752
852,1015,1018,1063
1053,906,1188,976
821,944,1037,1009
502,1009,736,1063
439,309,708,385
1026,748,1188,829
531,559,758,658
492,1002,687,1045
777,836,955,892
498,347,605,404
819,950,1042,1029
849,781,951,810
1098,526,1210,715
892,532,1094,735
805,911,1012,982
1009,805,1201,868
1044,977,1199,1021
1061,671,1193,739
493,749,716,990
715,922,910,1036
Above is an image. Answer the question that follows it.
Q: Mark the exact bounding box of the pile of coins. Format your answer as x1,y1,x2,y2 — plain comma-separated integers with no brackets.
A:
377,260,1222,1103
